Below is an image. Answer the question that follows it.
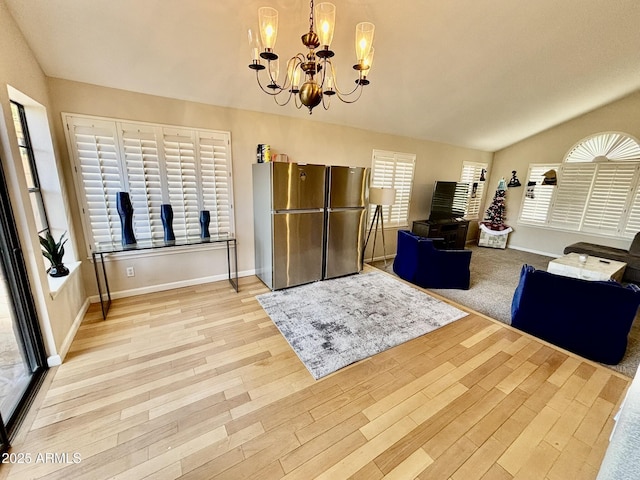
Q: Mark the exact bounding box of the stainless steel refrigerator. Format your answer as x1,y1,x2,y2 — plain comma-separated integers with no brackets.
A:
253,162,327,290
324,166,369,279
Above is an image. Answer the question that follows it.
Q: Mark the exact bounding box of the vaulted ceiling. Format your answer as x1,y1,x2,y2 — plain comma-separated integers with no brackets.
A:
6,0,640,152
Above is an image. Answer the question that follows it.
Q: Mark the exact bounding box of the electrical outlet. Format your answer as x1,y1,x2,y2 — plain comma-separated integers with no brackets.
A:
126,267,135,277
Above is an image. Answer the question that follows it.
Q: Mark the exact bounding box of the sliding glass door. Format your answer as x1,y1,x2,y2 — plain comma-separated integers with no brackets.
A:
0,154,47,447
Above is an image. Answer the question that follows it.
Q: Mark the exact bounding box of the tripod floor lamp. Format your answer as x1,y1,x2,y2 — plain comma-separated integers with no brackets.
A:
363,187,396,265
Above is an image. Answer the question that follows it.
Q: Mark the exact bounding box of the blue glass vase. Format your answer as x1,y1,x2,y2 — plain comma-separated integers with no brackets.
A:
200,210,210,238
161,204,175,242
116,192,136,246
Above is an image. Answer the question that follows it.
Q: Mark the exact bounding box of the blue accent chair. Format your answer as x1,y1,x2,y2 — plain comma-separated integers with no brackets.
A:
511,265,640,365
393,230,472,289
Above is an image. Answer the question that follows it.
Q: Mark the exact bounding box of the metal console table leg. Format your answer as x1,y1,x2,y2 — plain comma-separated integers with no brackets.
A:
227,238,239,292
92,252,111,319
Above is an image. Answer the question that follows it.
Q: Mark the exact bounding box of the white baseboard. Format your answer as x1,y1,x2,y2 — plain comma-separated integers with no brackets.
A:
89,269,255,303
48,297,91,367
507,245,559,258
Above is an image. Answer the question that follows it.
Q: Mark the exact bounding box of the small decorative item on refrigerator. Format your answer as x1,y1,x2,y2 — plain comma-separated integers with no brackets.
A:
256,144,271,163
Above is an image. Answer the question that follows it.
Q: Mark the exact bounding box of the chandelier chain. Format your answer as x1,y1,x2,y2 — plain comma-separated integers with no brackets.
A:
309,0,314,32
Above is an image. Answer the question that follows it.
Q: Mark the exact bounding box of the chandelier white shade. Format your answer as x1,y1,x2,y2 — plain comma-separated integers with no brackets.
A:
248,1,376,114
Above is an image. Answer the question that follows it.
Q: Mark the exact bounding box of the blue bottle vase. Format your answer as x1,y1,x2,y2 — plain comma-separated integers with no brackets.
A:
200,210,210,238
116,191,136,246
161,204,175,242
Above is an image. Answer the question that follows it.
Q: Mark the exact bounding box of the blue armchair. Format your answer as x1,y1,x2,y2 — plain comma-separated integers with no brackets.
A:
512,265,640,364
393,230,472,289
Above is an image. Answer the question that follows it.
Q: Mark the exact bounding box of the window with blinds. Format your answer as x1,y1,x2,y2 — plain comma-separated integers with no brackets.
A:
64,114,234,252
518,132,640,239
460,162,488,219
519,164,559,225
370,150,416,227
549,163,595,229
581,163,639,234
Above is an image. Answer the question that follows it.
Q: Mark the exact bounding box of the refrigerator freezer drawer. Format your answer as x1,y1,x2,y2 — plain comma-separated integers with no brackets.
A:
273,211,325,290
325,209,366,279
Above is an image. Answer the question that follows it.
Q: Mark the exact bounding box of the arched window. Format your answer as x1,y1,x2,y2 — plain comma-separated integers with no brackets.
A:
519,132,640,238
564,132,640,163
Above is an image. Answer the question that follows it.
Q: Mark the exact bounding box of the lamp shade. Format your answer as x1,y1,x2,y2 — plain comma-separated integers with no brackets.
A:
315,3,336,48
355,22,375,63
258,7,278,50
369,187,396,205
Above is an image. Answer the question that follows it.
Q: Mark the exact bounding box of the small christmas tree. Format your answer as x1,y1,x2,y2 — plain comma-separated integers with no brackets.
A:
482,179,509,231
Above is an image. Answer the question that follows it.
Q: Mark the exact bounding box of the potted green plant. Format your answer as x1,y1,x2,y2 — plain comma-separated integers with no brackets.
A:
39,231,69,277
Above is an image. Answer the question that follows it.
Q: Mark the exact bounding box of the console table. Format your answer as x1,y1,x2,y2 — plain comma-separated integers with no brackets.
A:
412,218,469,249
92,235,238,319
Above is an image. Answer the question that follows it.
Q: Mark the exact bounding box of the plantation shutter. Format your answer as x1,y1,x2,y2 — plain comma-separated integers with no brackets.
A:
67,117,123,246
198,131,232,235
549,163,596,230
460,162,488,219
370,150,415,227
390,154,415,226
582,163,638,235
163,128,201,239
624,186,640,237
518,164,559,224
119,123,164,241
64,113,234,253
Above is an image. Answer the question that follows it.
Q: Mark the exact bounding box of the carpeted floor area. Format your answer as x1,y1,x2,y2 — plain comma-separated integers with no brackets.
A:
372,244,640,378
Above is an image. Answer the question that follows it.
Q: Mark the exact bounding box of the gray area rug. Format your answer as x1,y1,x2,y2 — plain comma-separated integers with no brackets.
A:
257,271,468,379
374,245,640,378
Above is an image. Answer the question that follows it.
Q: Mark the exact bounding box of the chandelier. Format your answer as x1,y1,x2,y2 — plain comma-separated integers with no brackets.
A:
248,0,375,114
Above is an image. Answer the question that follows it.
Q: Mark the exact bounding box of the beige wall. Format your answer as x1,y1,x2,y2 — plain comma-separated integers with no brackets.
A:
47,78,493,296
489,90,640,256
0,0,86,364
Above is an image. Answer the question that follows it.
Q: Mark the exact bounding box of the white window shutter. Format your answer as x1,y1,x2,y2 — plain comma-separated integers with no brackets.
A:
549,163,596,230
582,163,637,234
163,128,201,239
460,162,488,219
370,150,415,227
64,113,235,251
67,117,123,248
390,154,415,226
119,123,164,241
518,164,559,225
624,184,640,237
197,130,233,235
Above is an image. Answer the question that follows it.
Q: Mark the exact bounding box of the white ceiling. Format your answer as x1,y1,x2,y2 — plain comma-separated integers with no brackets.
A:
6,0,640,152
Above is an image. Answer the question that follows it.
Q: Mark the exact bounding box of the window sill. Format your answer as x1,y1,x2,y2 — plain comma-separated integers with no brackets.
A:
47,261,81,300
515,221,636,240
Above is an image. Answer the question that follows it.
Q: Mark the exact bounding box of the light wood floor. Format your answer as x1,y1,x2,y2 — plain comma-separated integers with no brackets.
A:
0,272,630,480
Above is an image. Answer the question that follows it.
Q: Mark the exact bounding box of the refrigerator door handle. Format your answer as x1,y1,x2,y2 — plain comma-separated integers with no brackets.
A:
327,207,366,212
273,208,325,214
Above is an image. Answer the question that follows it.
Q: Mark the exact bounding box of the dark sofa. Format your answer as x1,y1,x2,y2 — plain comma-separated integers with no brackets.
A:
564,232,640,283
393,230,472,289
511,265,640,364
